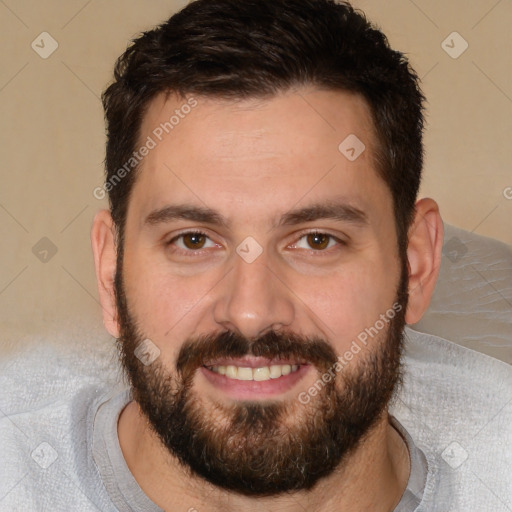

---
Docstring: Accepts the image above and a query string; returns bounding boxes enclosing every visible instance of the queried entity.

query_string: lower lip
[199,365,311,400]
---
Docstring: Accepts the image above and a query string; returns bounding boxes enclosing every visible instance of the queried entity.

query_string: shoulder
[0,333,121,412]
[391,327,512,510]
[0,339,122,510]
[400,326,512,406]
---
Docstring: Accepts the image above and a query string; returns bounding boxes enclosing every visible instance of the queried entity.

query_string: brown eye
[167,231,219,255]
[182,232,207,249]
[306,233,331,250]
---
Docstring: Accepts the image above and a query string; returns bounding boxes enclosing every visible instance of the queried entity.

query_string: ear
[405,198,444,325]
[91,209,120,338]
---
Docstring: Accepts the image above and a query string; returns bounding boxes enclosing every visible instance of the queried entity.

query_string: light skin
[91,88,443,511]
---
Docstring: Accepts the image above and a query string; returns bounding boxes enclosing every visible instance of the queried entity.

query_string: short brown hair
[102,0,425,255]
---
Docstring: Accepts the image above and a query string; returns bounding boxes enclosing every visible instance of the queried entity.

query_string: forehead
[128,88,390,230]
[140,87,376,159]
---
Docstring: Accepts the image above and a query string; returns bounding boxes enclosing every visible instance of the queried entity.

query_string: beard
[114,255,409,497]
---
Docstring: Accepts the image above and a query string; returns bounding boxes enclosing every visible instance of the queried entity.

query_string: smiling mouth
[200,356,311,398]
[205,363,302,382]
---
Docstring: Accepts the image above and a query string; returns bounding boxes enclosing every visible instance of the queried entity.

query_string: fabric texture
[412,223,512,364]
[1,326,511,511]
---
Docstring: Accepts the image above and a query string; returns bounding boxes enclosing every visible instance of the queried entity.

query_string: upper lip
[204,356,309,368]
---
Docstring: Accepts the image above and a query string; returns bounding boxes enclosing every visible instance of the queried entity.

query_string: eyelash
[167,230,216,253]
[166,229,346,255]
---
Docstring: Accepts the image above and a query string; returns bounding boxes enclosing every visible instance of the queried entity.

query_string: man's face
[115,89,408,495]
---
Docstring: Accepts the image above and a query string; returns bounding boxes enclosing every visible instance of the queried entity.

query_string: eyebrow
[277,201,368,228]
[144,204,228,228]
[143,201,368,230]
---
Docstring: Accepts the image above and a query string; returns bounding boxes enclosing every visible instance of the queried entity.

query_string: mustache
[176,329,338,381]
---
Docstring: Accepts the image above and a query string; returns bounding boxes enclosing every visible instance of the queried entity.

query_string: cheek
[122,249,220,342]
[293,256,399,346]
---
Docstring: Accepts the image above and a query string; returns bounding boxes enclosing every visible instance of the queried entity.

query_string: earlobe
[405,198,444,325]
[90,209,120,338]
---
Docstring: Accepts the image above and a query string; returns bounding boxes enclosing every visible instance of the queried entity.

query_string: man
[1,0,510,510]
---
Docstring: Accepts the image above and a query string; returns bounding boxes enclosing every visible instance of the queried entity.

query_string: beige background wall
[0,0,511,341]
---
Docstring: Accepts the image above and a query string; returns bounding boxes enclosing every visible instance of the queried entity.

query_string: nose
[212,251,295,339]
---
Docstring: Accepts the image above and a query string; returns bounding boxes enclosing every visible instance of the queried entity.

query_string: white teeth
[237,367,253,380]
[209,363,301,381]
[269,365,282,379]
[225,365,237,379]
[253,367,270,381]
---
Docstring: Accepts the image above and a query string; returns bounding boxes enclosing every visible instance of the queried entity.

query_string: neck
[118,401,410,512]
